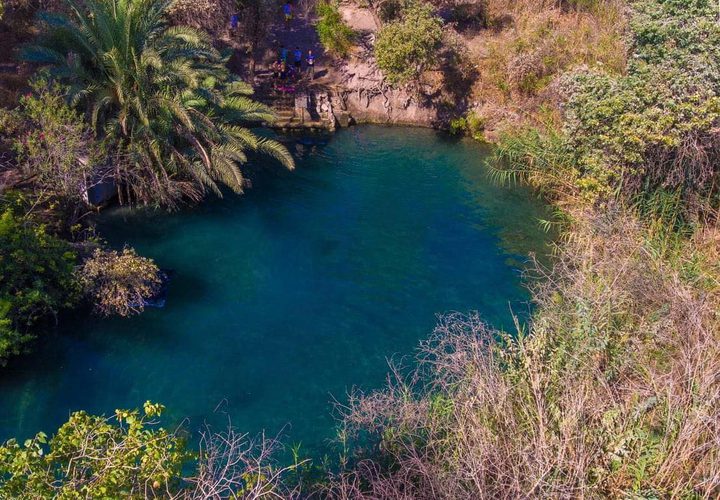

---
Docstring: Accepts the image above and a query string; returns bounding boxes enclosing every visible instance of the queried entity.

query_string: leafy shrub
[557,0,720,213]
[490,1,720,219]
[0,402,185,497]
[0,402,300,497]
[79,247,162,317]
[316,1,355,57]
[0,209,77,365]
[374,1,443,84]
[449,112,485,140]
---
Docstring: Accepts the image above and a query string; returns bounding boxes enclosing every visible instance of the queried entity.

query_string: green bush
[491,0,720,218]
[562,0,720,211]
[374,1,443,84]
[0,402,185,497]
[316,1,355,57]
[0,402,298,497]
[0,208,78,365]
[449,112,485,140]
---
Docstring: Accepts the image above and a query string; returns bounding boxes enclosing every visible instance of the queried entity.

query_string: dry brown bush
[181,423,304,499]
[167,0,235,37]
[326,209,720,498]
[79,247,162,317]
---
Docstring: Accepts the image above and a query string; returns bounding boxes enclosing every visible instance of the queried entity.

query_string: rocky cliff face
[324,5,454,128]
[328,51,442,127]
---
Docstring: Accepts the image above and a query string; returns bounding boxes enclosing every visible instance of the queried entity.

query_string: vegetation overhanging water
[0,126,552,458]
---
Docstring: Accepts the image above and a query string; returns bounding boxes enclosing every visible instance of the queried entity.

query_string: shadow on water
[0,126,554,461]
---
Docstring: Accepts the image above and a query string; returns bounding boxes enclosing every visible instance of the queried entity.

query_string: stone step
[274,110,296,119]
[273,119,329,130]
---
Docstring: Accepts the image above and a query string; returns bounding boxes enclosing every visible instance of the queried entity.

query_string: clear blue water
[0,126,550,458]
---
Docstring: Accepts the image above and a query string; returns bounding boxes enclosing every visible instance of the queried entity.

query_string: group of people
[272,45,316,82]
[230,0,318,88]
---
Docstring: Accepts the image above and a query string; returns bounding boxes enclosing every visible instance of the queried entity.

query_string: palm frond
[26,0,294,206]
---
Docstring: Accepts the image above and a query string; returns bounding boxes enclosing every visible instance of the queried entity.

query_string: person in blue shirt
[293,47,302,73]
[279,45,288,63]
[306,50,315,78]
[283,2,292,26]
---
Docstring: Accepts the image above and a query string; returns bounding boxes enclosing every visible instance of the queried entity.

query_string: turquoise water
[0,126,550,457]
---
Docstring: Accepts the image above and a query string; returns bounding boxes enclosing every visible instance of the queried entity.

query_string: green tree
[23,0,294,208]
[374,1,443,84]
[316,1,355,57]
[0,401,186,498]
[0,208,78,365]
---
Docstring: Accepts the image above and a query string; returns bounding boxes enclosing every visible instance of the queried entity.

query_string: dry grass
[326,208,720,498]
[467,0,627,135]
[166,0,235,37]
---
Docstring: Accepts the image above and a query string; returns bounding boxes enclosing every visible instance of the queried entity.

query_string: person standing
[283,2,292,27]
[279,44,288,63]
[306,49,315,79]
[293,46,303,75]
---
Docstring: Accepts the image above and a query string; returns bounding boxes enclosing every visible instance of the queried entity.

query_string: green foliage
[564,0,720,208]
[449,112,485,140]
[24,0,294,208]
[491,0,720,219]
[0,401,186,498]
[0,401,301,497]
[491,126,577,200]
[374,1,443,84]
[315,1,355,57]
[4,78,101,220]
[0,209,78,365]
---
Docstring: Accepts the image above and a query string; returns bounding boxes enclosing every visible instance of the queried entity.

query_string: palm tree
[23,0,294,207]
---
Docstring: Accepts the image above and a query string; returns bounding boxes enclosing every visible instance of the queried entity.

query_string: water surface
[0,126,550,456]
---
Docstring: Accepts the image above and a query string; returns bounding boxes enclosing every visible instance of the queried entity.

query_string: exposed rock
[326,31,443,127]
